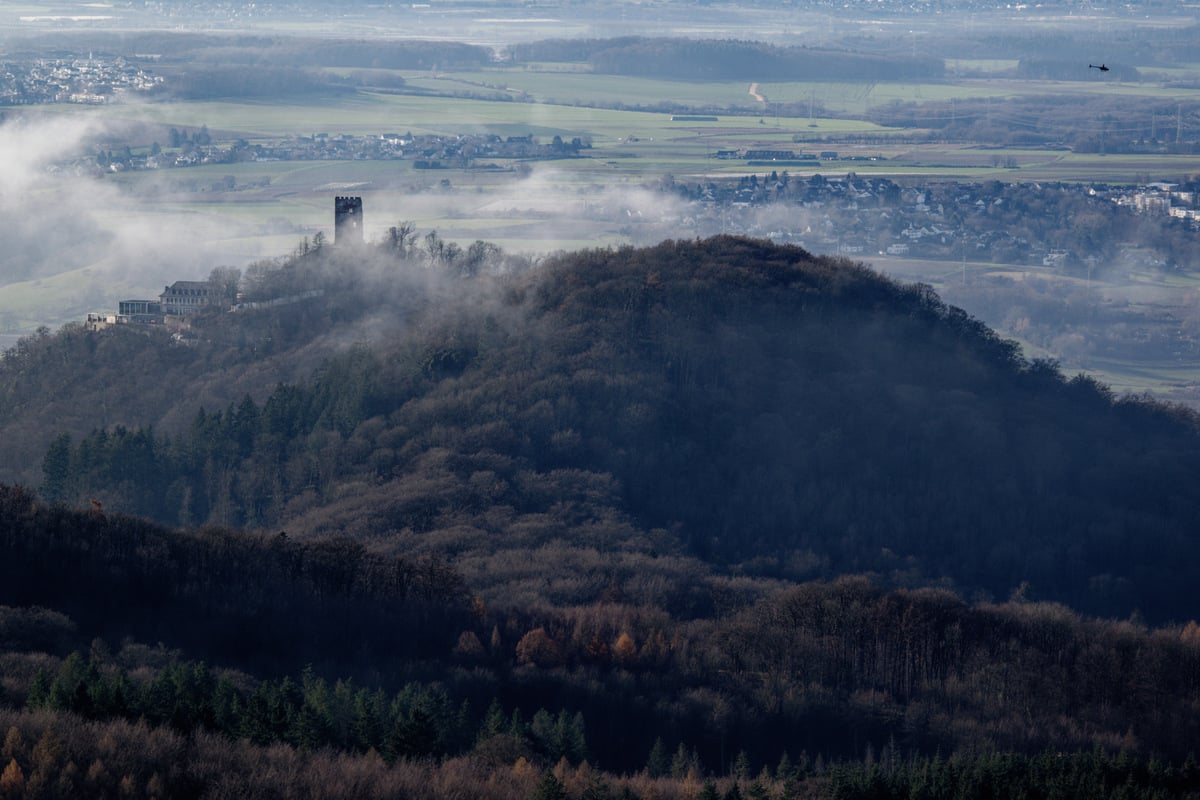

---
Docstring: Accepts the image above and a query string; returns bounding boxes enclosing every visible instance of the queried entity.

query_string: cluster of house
[714,148,846,163]
[0,55,162,105]
[1124,183,1200,221]
[80,129,591,175]
[657,171,1199,268]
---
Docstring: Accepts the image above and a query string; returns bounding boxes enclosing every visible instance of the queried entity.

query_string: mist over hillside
[5,236,1200,627]
[0,112,277,331]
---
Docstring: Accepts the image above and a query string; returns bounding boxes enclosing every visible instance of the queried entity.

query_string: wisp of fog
[0,112,275,323]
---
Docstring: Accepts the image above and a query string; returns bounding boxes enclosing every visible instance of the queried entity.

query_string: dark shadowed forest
[3,237,1200,797]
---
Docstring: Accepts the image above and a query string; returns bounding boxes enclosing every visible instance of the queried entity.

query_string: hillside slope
[4,236,1200,623]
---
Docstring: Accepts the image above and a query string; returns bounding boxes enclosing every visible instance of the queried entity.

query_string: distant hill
[3,236,1200,625]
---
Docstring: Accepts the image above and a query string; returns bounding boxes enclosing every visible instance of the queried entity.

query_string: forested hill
[5,236,1200,625]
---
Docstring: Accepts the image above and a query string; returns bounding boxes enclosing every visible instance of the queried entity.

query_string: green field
[82,91,893,144]
[386,67,1200,114]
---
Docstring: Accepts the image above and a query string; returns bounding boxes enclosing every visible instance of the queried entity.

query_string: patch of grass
[418,70,763,109]
[0,268,139,327]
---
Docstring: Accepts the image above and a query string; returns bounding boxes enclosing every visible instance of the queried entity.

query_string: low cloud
[360,165,698,252]
[0,112,274,325]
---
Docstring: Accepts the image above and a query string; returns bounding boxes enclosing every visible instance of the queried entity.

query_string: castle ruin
[334,196,363,246]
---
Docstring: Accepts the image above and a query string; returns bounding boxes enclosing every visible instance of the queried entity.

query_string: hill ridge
[3,235,1200,622]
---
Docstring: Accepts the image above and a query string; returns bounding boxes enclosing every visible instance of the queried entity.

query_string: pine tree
[671,743,695,779]
[41,432,73,504]
[530,770,567,800]
[733,750,752,781]
[565,711,588,763]
[46,652,98,716]
[777,752,803,800]
[776,752,796,782]
[388,706,439,759]
[479,698,506,742]
[509,708,528,739]
[351,689,385,753]
[581,770,614,800]
[746,775,771,800]
[25,671,50,709]
[646,737,668,778]
[531,709,558,757]
[211,675,243,737]
[291,701,329,751]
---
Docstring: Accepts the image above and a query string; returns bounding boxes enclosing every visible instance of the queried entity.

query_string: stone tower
[334,196,363,246]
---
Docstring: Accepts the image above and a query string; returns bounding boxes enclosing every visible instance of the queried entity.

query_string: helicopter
[1089,63,1110,71]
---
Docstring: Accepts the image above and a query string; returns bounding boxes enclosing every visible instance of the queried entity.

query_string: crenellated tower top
[334,196,363,246]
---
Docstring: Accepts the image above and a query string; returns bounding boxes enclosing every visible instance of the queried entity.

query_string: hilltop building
[335,196,363,246]
[85,298,164,331]
[160,280,214,314]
